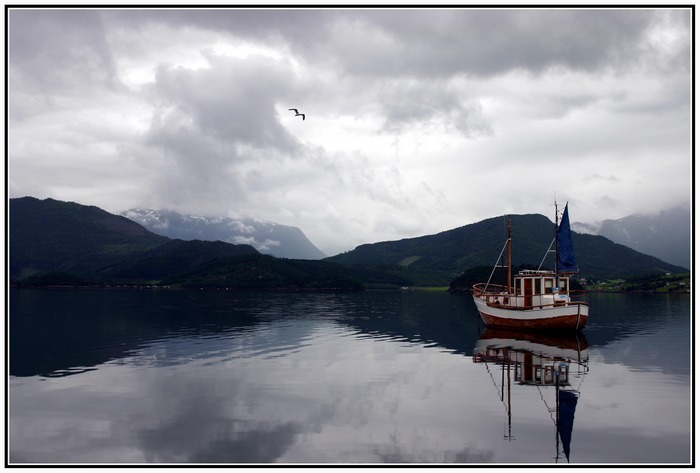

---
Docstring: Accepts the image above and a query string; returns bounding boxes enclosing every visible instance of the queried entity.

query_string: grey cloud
[147,54,300,151]
[9,9,121,94]
[596,195,622,210]
[292,9,662,77]
[107,8,333,47]
[110,8,686,144]
[103,8,675,79]
[142,120,248,212]
[140,53,304,210]
[529,90,602,120]
[584,174,620,183]
[609,76,690,116]
[379,80,492,137]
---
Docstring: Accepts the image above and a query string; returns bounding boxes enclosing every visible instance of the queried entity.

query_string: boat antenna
[507,217,512,293]
[554,200,559,281]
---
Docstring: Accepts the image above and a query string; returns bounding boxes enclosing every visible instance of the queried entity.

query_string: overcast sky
[8,7,692,256]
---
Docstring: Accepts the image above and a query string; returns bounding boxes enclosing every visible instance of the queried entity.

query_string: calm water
[8,288,692,465]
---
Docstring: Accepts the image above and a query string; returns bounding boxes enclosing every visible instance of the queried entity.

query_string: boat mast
[507,218,512,293]
[554,201,559,281]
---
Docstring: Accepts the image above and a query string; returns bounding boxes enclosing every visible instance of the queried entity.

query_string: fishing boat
[472,203,589,331]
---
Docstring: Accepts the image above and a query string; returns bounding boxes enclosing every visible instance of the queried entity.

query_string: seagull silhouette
[288,108,305,120]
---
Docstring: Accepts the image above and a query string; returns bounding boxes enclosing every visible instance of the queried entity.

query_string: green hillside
[9,197,365,290]
[326,214,687,282]
[103,239,259,281]
[9,197,258,284]
[9,197,687,289]
[161,253,364,290]
[10,197,169,278]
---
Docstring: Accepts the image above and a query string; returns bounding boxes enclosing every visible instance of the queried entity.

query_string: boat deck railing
[473,283,588,308]
[472,283,508,296]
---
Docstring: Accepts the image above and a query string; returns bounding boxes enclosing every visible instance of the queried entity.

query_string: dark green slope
[572,234,683,279]
[326,214,686,280]
[162,253,363,290]
[328,215,552,270]
[9,197,259,283]
[104,239,259,281]
[10,197,169,278]
[9,197,360,289]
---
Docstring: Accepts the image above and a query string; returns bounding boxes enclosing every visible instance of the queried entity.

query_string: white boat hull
[473,295,589,331]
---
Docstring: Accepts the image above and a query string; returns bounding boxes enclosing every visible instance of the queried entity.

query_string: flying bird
[288,108,305,120]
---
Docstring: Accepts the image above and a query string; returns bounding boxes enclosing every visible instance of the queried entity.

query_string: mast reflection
[472,329,589,463]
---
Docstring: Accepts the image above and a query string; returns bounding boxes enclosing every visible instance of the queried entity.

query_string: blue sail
[557,204,579,273]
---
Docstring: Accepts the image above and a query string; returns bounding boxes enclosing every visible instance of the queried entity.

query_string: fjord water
[9,288,691,464]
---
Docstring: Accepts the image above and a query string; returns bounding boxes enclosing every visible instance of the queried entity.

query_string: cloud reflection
[139,417,303,463]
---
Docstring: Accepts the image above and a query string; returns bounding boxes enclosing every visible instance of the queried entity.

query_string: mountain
[9,197,365,290]
[9,197,259,282]
[10,197,168,279]
[121,209,327,260]
[10,197,687,290]
[572,207,691,269]
[326,213,687,282]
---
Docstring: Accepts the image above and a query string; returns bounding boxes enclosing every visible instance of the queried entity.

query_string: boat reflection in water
[472,329,589,463]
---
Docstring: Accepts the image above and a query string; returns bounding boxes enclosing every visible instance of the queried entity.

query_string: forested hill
[9,197,363,290]
[10,197,168,278]
[9,197,687,288]
[326,214,687,280]
[9,197,258,281]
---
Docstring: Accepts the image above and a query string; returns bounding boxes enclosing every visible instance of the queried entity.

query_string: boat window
[559,278,568,292]
[544,278,554,293]
[534,279,541,295]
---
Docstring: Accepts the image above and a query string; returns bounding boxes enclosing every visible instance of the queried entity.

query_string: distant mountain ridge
[121,209,327,260]
[572,206,691,269]
[9,197,259,281]
[9,197,360,290]
[10,197,169,278]
[326,213,687,281]
[9,197,688,289]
